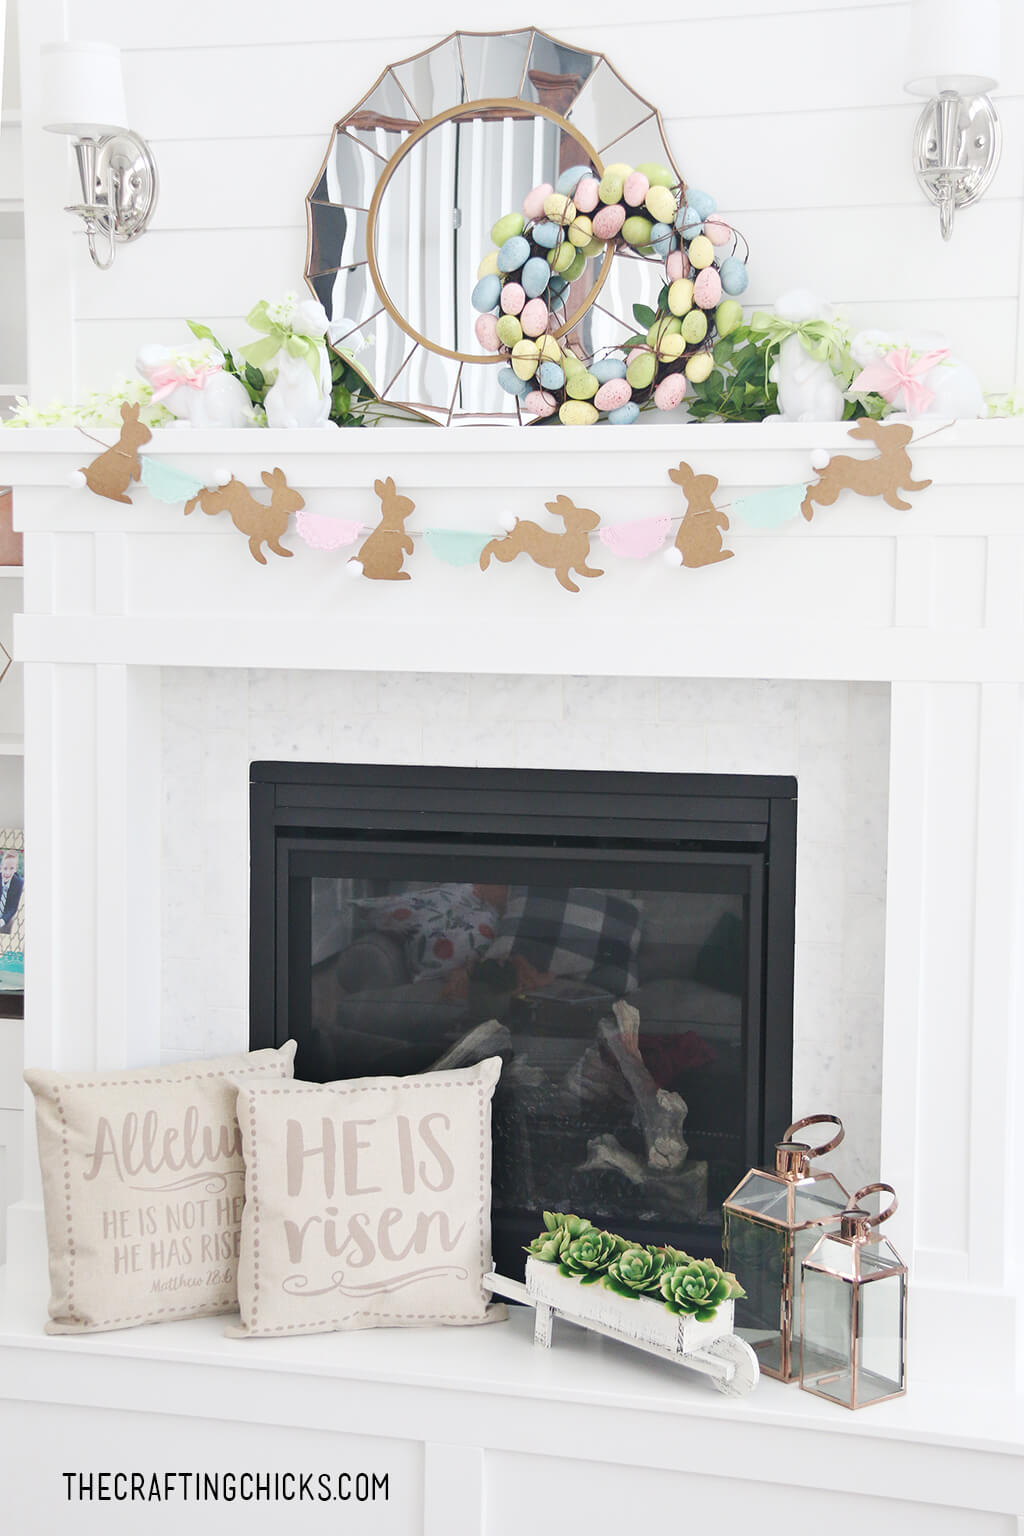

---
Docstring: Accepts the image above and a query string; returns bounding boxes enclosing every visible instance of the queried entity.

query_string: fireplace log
[579,1133,708,1220]
[597,1002,689,1172]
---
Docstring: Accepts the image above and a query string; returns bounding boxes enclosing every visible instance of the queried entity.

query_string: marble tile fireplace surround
[1,421,1023,1533]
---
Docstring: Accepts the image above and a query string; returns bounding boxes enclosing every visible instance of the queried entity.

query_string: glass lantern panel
[801,1265,854,1404]
[727,1171,793,1223]
[857,1277,905,1404]
[724,1207,785,1378]
[791,1172,849,1226]
[806,1233,858,1279]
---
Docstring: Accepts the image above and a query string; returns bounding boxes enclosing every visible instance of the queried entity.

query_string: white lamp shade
[40,41,128,135]
[905,0,1000,97]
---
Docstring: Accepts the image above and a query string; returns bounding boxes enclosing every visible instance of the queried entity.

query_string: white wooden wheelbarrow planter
[485,1258,760,1397]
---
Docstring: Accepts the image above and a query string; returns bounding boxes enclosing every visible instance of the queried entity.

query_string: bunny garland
[73,415,936,587]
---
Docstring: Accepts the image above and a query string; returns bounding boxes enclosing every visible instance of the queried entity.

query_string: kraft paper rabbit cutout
[354,478,416,579]
[479,495,604,593]
[669,462,733,568]
[80,403,153,504]
[800,420,932,521]
[183,468,304,563]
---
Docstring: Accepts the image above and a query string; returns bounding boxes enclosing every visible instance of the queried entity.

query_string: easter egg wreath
[472,161,750,425]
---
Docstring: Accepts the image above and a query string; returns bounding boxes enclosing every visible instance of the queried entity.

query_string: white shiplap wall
[15,0,1024,400]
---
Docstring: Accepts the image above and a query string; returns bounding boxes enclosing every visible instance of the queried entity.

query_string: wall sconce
[904,0,1001,241]
[40,41,158,270]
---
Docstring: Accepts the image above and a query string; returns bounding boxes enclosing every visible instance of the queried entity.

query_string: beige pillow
[25,1041,297,1334]
[229,1056,504,1338]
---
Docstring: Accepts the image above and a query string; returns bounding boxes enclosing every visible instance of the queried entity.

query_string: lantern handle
[847,1182,898,1229]
[781,1113,844,1160]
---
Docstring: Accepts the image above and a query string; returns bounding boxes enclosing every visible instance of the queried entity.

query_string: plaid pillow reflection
[487,887,642,994]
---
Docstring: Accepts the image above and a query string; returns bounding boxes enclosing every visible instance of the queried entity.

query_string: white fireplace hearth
[1,420,1022,1534]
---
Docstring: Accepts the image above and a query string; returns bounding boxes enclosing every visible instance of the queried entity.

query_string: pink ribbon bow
[148,360,223,402]
[850,347,949,416]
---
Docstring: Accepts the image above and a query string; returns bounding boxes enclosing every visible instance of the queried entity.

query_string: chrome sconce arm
[64,129,159,270]
[911,89,1000,242]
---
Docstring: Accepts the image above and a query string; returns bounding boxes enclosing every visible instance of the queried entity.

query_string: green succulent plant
[558,1229,622,1284]
[660,1257,746,1323]
[603,1244,672,1299]
[524,1210,593,1262]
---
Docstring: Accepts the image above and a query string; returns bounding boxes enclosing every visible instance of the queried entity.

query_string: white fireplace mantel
[1,421,1022,1533]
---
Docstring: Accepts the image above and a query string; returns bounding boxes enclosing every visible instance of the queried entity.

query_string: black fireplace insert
[250,763,796,1276]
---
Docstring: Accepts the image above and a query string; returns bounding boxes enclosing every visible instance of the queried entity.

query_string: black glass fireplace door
[250,765,796,1276]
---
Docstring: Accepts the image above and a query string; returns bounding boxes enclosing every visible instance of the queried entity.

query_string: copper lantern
[721,1114,849,1382]
[800,1182,907,1410]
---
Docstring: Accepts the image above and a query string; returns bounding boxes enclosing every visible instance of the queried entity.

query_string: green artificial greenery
[525,1212,746,1323]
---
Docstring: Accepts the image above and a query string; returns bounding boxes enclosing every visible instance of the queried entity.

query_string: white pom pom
[663,546,684,568]
[67,469,88,489]
[810,448,831,471]
[346,559,364,579]
[498,511,518,533]
[213,464,233,485]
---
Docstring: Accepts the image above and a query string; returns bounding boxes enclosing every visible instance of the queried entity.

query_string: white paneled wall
[16,0,1024,398]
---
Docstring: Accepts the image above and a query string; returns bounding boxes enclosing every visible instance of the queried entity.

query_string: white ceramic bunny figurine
[769,289,845,422]
[849,329,985,419]
[136,345,254,428]
[263,299,336,429]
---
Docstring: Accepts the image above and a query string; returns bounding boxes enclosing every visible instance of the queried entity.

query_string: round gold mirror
[306,29,680,423]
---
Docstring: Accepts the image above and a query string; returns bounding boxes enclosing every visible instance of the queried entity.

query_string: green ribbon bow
[748,311,852,391]
[240,301,322,379]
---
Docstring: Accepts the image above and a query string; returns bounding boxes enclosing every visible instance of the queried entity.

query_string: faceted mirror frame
[305,29,680,424]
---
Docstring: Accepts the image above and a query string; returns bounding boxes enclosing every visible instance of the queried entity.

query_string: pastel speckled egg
[559,399,599,425]
[649,222,674,256]
[522,183,553,220]
[681,309,709,344]
[626,351,657,390]
[520,298,549,337]
[685,351,714,383]
[538,335,562,363]
[668,278,695,316]
[568,215,593,248]
[564,248,588,282]
[637,162,675,189]
[622,215,653,248]
[538,360,565,391]
[521,256,552,298]
[715,298,743,336]
[532,220,561,250]
[654,374,687,410]
[623,171,651,208]
[474,313,500,351]
[687,188,717,219]
[510,339,540,380]
[592,204,626,241]
[471,274,501,312]
[496,315,523,348]
[687,235,714,270]
[556,164,591,197]
[598,170,625,205]
[548,242,576,274]
[543,192,577,226]
[693,267,723,309]
[675,205,703,237]
[704,215,732,246]
[500,282,526,315]
[655,332,685,362]
[490,212,525,246]
[561,352,585,378]
[665,249,689,283]
[608,401,640,425]
[477,250,500,279]
[581,236,605,259]
[594,378,632,412]
[719,257,749,295]
[647,317,681,347]
[523,389,557,418]
[566,369,599,400]
[498,365,530,397]
[548,273,568,298]
[592,357,627,384]
[573,176,600,213]
[497,235,531,273]
[645,184,677,225]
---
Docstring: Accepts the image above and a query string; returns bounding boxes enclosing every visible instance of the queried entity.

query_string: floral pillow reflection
[353,884,500,983]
